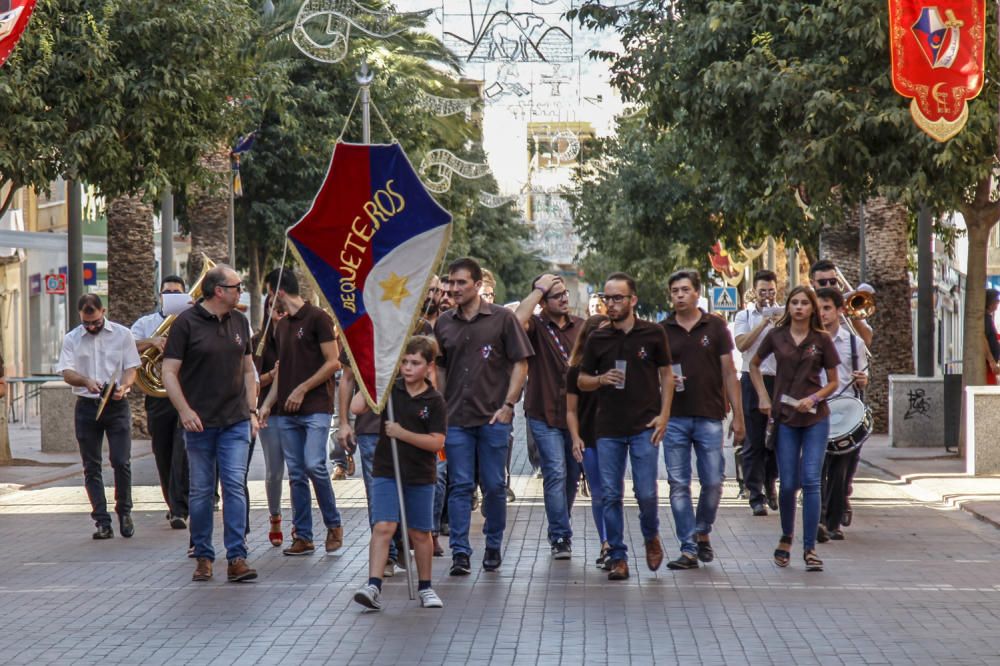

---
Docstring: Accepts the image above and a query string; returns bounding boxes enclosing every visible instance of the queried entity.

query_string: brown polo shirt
[755,327,840,428]
[372,380,447,484]
[524,313,582,429]
[434,299,534,427]
[579,318,672,439]
[566,365,598,448]
[272,301,337,416]
[163,303,252,428]
[662,310,734,421]
[339,348,380,434]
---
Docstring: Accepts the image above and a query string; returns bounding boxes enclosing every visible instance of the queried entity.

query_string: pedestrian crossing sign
[711,286,738,312]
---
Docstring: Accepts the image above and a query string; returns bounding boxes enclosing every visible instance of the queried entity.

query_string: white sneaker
[383,560,396,578]
[353,584,383,611]
[419,588,443,608]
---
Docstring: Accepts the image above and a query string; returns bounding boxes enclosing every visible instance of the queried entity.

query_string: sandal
[773,535,792,568]
[268,514,283,547]
[804,549,824,572]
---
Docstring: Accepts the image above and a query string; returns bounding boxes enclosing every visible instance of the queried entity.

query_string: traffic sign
[711,286,738,312]
[83,262,98,286]
[44,273,66,295]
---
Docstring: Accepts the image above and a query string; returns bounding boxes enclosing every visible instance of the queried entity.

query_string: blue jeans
[581,447,606,543]
[446,423,512,556]
[664,417,725,556]
[273,413,341,542]
[185,421,251,562]
[433,458,448,533]
[776,420,829,551]
[527,418,581,544]
[356,433,398,561]
[597,429,660,563]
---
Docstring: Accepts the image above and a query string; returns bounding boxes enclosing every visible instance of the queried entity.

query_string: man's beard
[421,298,439,317]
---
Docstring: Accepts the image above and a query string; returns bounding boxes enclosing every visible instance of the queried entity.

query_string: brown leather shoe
[608,559,630,580]
[283,538,315,556]
[192,557,213,582]
[645,536,664,571]
[227,557,258,582]
[325,526,343,553]
[331,466,347,480]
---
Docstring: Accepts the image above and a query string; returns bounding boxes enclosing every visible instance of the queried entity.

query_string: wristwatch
[504,401,515,409]
[250,408,259,416]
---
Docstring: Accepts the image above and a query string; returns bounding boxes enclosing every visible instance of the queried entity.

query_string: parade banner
[889,0,986,142]
[288,142,451,411]
[0,0,37,67]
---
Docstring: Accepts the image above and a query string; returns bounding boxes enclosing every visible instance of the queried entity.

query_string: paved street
[2,420,1000,665]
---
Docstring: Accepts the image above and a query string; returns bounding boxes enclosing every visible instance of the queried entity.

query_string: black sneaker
[667,553,699,570]
[93,525,114,540]
[119,514,135,538]
[551,538,572,560]
[751,503,768,517]
[482,547,502,571]
[450,553,471,576]
[169,515,187,530]
[696,538,714,563]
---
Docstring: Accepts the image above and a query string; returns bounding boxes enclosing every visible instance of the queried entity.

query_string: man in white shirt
[733,270,780,516]
[816,287,869,541]
[57,294,141,540]
[132,275,189,530]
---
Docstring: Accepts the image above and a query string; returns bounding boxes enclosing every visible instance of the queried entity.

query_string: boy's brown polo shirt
[579,318,671,439]
[524,313,582,430]
[433,299,534,427]
[272,301,337,416]
[662,311,734,421]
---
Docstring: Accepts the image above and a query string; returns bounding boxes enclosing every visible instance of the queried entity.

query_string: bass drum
[826,395,872,456]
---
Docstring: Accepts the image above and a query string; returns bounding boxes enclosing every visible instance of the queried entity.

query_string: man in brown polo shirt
[578,272,673,581]
[434,257,533,576]
[661,269,745,570]
[515,273,583,559]
[259,270,343,557]
[162,264,259,583]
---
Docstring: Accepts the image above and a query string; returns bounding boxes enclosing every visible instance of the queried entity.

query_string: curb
[9,450,155,493]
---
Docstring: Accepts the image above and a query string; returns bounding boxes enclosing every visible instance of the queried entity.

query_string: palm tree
[187,146,232,285]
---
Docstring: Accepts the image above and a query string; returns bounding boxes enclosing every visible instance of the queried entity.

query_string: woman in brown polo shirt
[749,286,839,572]
[566,314,610,568]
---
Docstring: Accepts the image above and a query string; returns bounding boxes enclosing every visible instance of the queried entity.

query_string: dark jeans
[822,447,860,530]
[74,397,132,527]
[740,374,778,507]
[146,396,188,518]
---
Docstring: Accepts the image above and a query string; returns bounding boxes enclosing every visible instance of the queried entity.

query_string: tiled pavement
[3,419,1000,665]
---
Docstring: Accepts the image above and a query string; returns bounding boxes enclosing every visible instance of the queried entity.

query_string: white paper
[780,394,817,414]
[162,292,195,316]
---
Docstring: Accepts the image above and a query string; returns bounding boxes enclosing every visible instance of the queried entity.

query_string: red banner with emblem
[0,0,37,68]
[888,0,985,142]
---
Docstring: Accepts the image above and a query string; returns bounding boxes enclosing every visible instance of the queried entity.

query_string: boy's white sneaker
[353,584,383,611]
[419,588,444,608]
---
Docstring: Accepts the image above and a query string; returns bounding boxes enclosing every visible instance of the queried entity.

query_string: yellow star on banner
[379,272,411,308]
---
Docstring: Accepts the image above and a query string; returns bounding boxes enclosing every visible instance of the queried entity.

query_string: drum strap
[849,333,864,400]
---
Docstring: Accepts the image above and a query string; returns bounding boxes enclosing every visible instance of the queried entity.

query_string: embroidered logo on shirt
[806,344,819,356]
[296,327,305,339]
[637,346,649,360]
[418,406,430,421]
[234,333,243,346]
[481,344,494,359]
[701,335,711,347]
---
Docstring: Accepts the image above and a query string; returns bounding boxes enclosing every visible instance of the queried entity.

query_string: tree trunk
[249,236,261,328]
[188,146,231,283]
[819,204,862,288]
[107,193,156,439]
[862,197,914,432]
[959,178,1000,391]
[0,398,10,462]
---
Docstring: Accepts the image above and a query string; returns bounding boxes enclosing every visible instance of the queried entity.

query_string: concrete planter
[888,374,944,447]
[965,386,1000,475]
[41,381,78,453]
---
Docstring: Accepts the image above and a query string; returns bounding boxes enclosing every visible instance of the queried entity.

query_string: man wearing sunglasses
[162,265,260,583]
[809,259,873,348]
[132,275,190,531]
[57,294,141,540]
[515,273,583,560]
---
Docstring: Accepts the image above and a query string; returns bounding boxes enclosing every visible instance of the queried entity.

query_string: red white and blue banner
[889,0,986,142]
[289,142,451,411]
[0,0,37,67]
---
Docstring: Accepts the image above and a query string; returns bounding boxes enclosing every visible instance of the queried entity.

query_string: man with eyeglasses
[578,273,673,581]
[809,259,873,348]
[515,273,583,559]
[132,275,190,530]
[162,265,260,582]
[58,293,141,540]
[259,270,344,557]
[734,269,781,516]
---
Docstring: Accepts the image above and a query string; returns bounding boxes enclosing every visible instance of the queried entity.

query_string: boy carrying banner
[351,336,447,610]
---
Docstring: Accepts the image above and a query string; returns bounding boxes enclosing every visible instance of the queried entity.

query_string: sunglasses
[219,283,244,293]
[82,318,105,330]
[815,278,839,287]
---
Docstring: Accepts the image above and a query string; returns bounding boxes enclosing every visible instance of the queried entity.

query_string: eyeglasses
[219,283,244,293]
[82,318,105,330]
[599,293,630,304]
[546,291,570,301]
[815,278,839,287]
[161,289,184,295]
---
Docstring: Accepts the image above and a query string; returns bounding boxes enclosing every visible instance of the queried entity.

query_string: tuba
[134,257,216,398]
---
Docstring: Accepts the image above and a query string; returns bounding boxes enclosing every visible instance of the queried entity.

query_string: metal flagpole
[357,59,416,600]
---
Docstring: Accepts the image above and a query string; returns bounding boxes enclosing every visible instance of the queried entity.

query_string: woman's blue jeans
[776,419,829,551]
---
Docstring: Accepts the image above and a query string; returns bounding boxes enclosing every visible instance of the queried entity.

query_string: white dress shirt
[733,307,776,375]
[821,325,868,396]
[130,311,167,341]
[57,321,141,398]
